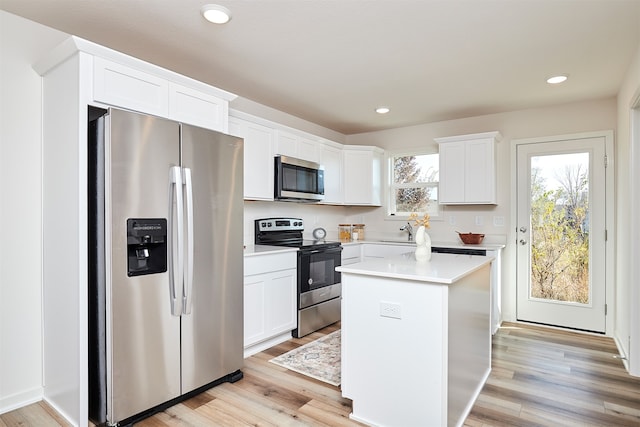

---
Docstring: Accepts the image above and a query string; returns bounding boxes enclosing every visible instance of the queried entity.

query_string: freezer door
[180,124,244,392]
[106,109,182,423]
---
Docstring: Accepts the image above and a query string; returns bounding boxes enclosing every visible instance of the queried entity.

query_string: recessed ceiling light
[376,107,390,114]
[201,4,232,24]
[547,75,568,84]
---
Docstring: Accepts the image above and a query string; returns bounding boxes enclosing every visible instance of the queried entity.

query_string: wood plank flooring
[2,321,639,426]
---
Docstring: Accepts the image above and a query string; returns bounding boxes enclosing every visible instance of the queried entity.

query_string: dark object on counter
[457,232,485,244]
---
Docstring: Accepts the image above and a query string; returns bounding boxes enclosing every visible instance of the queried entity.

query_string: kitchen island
[336,252,493,427]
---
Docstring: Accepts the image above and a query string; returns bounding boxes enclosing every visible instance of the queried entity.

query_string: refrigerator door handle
[183,167,194,315]
[168,165,184,316]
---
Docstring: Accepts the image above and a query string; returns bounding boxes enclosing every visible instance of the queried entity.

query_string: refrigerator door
[180,124,244,392]
[107,109,182,422]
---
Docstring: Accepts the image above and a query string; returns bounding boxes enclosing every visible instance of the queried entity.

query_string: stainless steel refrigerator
[88,107,244,425]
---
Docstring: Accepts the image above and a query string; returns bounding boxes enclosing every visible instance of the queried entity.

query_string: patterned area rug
[269,330,341,386]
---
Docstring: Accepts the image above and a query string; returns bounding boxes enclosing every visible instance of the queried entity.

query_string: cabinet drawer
[244,251,297,276]
[93,57,169,116]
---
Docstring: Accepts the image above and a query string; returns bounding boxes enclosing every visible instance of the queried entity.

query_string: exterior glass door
[516,136,607,332]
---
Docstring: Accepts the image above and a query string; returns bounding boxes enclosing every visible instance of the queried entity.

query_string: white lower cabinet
[244,251,297,357]
[341,244,362,265]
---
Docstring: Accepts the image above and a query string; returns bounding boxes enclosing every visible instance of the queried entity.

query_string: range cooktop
[254,218,340,250]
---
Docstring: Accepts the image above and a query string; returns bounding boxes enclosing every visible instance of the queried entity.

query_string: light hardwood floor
[2,322,639,426]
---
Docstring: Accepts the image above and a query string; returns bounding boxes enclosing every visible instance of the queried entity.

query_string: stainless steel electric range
[254,218,342,338]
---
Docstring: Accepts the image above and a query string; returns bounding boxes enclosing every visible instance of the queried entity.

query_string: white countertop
[341,240,505,251]
[336,252,494,284]
[243,244,298,257]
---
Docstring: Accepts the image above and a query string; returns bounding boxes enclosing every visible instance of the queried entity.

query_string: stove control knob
[308,278,313,285]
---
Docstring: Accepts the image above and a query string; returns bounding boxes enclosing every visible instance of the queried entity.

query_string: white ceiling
[2,0,639,135]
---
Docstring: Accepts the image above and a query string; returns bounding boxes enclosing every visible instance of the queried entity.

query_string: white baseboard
[244,332,292,358]
[613,334,631,373]
[0,386,43,415]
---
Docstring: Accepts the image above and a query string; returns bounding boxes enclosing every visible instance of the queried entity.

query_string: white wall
[345,98,617,324]
[0,11,68,413]
[615,43,640,376]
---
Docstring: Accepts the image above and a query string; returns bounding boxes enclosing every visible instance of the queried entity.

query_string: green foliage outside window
[530,164,590,303]
[389,153,439,218]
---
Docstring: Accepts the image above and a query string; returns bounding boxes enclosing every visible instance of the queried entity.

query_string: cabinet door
[438,141,466,204]
[319,143,343,204]
[297,136,319,162]
[93,56,169,117]
[464,139,495,203]
[244,276,267,346]
[437,132,499,205]
[343,148,382,206]
[275,131,319,162]
[168,83,227,132]
[265,270,297,335]
[275,130,298,157]
[229,117,275,201]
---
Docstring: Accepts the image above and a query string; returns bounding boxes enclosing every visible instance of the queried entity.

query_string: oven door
[297,246,342,308]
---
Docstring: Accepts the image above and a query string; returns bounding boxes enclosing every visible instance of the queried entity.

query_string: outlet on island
[380,301,402,319]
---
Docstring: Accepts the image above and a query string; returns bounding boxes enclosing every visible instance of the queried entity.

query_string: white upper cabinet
[275,130,319,162]
[93,56,169,117]
[436,131,501,205]
[343,146,383,206]
[228,114,275,201]
[318,141,344,205]
[93,56,230,132]
[168,82,228,132]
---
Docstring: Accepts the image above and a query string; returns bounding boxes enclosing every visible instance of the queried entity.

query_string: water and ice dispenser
[127,219,167,276]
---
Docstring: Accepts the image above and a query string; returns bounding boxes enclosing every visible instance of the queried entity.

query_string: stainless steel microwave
[274,155,324,202]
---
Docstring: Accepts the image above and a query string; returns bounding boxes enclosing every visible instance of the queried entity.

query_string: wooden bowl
[457,232,485,245]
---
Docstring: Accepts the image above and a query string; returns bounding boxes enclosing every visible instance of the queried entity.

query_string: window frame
[385,148,442,221]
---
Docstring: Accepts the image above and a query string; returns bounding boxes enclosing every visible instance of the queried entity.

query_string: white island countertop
[341,239,505,251]
[336,251,494,284]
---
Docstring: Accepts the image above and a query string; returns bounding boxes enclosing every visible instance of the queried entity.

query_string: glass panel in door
[530,152,590,304]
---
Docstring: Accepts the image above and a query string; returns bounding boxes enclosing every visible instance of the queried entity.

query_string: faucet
[400,222,413,241]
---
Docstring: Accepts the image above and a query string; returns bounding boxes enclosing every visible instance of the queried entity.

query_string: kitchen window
[387,151,440,219]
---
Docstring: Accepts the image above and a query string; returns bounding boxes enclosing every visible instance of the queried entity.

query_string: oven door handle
[302,247,342,256]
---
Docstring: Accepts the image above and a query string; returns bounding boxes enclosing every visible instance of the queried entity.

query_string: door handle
[168,166,184,316]
[519,226,527,233]
[519,239,527,245]
[182,167,194,315]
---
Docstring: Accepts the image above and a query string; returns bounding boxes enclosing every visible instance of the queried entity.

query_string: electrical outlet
[449,215,456,226]
[475,216,484,226]
[380,302,402,319]
[493,216,505,227]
